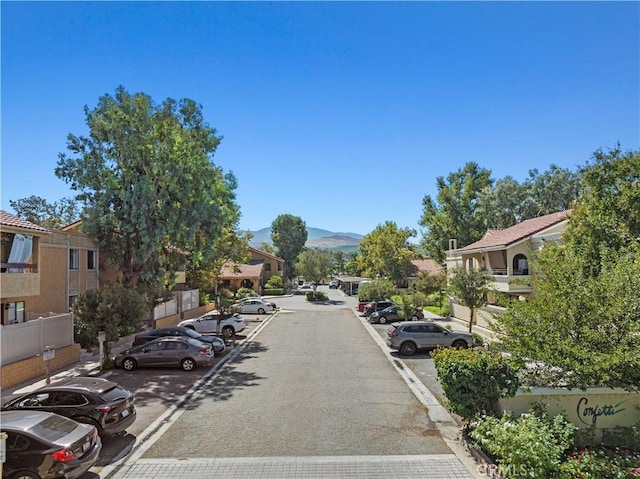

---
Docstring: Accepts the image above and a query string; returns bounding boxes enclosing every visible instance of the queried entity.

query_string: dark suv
[363,300,395,317]
[2,377,136,437]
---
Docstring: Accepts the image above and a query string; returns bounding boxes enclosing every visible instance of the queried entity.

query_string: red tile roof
[219,262,264,279]
[459,210,570,252]
[0,210,50,233]
[410,259,443,276]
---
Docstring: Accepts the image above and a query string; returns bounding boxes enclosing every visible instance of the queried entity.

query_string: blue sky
[2,1,638,236]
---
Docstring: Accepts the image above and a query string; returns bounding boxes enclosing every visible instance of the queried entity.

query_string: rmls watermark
[478,464,535,477]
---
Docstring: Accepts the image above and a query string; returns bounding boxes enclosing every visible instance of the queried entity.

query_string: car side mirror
[143,347,150,353]
[442,330,449,335]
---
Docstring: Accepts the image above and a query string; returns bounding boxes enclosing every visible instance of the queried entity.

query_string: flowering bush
[469,406,576,478]
[556,448,640,478]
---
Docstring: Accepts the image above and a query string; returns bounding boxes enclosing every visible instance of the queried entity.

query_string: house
[405,258,444,291]
[247,246,284,286]
[445,210,570,332]
[218,247,285,294]
[1,210,100,388]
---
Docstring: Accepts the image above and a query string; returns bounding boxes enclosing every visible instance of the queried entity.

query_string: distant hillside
[248,227,363,252]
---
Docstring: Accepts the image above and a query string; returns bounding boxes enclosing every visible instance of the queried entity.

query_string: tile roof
[410,259,443,276]
[0,210,50,233]
[219,262,264,279]
[459,210,570,252]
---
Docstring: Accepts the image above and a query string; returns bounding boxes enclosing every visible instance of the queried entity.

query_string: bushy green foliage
[199,293,211,306]
[262,288,284,296]
[358,279,396,302]
[305,291,328,302]
[236,288,257,299]
[73,284,148,355]
[431,348,520,419]
[556,448,640,479]
[470,407,577,479]
[265,275,283,288]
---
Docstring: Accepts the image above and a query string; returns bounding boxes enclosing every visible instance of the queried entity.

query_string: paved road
[103,289,479,478]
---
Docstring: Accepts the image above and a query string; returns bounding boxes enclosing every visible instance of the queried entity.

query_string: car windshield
[31,414,79,441]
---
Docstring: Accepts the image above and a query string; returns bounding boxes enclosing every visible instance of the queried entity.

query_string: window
[512,254,529,275]
[69,249,79,269]
[87,250,96,270]
[3,301,25,325]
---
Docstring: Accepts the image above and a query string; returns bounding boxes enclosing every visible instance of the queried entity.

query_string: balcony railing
[1,262,38,273]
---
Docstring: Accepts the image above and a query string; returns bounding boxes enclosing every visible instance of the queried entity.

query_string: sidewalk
[1,336,135,400]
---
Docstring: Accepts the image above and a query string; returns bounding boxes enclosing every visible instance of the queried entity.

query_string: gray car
[115,336,215,371]
[369,305,425,324]
[386,321,475,356]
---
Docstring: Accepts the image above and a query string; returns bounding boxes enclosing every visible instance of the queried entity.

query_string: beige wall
[1,344,80,389]
[249,249,283,285]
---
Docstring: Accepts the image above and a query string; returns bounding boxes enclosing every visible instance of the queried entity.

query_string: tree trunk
[468,307,474,333]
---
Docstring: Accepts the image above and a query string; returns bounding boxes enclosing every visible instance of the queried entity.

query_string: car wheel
[122,358,137,371]
[10,472,40,479]
[222,326,235,339]
[452,339,469,349]
[181,358,196,371]
[378,316,387,324]
[400,341,418,356]
[258,308,266,314]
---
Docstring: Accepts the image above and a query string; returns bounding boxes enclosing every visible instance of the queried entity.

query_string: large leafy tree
[271,214,308,283]
[357,279,397,303]
[10,195,81,228]
[476,165,581,229]
[55,86,240,291]
[494,146,640,390]
[564,145,640,275]
[448,266,492,333]
[356,221,419,286]
[295,249,333,287]
[495,245,640,390]
[420,162,493,263]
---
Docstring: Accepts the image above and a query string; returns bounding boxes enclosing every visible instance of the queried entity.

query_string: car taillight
[200,347,211,355]
[389,328,398,337]
[97,405,111,413]
[52,447,76,462]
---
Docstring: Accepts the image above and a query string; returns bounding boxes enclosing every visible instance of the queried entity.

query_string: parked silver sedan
[386,321,475,356]
[115,337,215,371]
[237,298,277,314]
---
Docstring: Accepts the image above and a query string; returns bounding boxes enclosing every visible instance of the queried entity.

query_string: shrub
[236,287,257,299]
[265,275,283,288]
[556,447,640,478]
[431,348,520,419]
[470,407,577,479]
[199,293,210,306]
[305,291,328,302]
[262,288,284,296]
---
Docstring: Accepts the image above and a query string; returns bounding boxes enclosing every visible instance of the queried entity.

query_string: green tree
[420,162,493,263]
[331,250,346,275]
[476,165,580,230]
[356,221,418,285]
[357,279,397,302]
[187,226,250,295]
[413,270,447,314]
[271,214,308,284]
[495,245,640,390]
[448,266,492,333]
[10,195,81,228]
[55,86,240,292]
[564,145,640,275]
[73,284,148,367]
[295,249,333,287]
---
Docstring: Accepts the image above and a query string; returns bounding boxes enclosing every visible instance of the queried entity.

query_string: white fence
[153,289,199,320]
[1,314,74,364]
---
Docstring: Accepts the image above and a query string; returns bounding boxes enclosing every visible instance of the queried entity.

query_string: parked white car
[178,312,246,338]
[237,299,277,314]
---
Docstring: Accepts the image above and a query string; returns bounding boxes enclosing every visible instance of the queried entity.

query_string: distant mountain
[247,227,363,252]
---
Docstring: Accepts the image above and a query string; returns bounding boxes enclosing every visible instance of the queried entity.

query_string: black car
[132,326,226,353]
[1,410,102,479]
[2,377,136,437]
